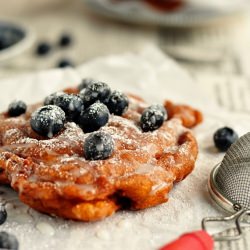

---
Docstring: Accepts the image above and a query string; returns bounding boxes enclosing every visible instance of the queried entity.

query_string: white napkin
[0,46,249,250]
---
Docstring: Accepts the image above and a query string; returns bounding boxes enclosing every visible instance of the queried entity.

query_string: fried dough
[0,90,202,221]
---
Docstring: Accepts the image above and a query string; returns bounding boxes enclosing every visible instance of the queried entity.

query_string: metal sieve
[160,133,250,249]
[203,132,250,241]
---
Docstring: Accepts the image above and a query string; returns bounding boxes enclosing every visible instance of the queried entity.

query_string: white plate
[84,0,249,27]
[0,21,34,63]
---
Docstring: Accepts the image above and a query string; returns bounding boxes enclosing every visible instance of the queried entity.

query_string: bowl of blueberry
[0,20,34,63]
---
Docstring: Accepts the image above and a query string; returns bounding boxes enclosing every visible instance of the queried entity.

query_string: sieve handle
[159,230,214,250]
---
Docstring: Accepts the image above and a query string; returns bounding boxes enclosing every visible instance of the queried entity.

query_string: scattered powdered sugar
[44,92,64,105]
[80,82,111,105]
[30,105,66,138]
[96,142,104,152]
[87,102,109,116]
[178,143,190,156]
[95,229,110,240]
[149,104,167,120]
[150,182,170,195]
[31,105,65,123]
[84,131,114,160]
[79,78,96,90]
[36,222,55,236]
[14,213,33,224]
[135,163,163,175]
[116,219,131,228]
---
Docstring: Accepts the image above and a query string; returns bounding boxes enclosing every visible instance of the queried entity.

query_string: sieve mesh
[215,132,250,210]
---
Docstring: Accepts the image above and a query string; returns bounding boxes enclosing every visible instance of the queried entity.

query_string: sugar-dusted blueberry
[84,131,114,160]
[105,91,129,116]
[0,205,7,225]
[78,78,96,91]
[80,82,111,107]
[30,105,66,138]
[0,231,19,250]
[148,104,167,120]
[214,127,238,152]
[78,102,109,133]
[54,94,84,121]
[140,105,166,132]
[44,92,64,105]
[8,100,27,117]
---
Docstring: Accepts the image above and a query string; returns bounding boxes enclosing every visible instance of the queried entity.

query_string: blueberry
[80,82,111,107]
[57,59,74,68]
[140,105,166,132]
[0,205,7,225]
[44,92,64,105]
[0,231,19,250]
[149,104,167,120]
[54,94,84,121]
[214,127,238,152]
[58,33,72,47]
[84,131,114,160]
[105,91,129,116]
[78,103,109,133]
[30,105,66,138]
[8,100,27,117]
[78,78,96,91]
[36,42,51,56]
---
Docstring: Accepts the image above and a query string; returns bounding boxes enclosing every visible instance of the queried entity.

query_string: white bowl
[0,20,34,63]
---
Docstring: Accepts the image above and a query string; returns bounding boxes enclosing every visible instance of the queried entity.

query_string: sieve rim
[208,163,237,213]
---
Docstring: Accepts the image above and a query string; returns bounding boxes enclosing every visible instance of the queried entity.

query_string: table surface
[0,1,250,250]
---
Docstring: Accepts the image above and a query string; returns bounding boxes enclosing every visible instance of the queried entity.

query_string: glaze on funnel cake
[0,83,202,221]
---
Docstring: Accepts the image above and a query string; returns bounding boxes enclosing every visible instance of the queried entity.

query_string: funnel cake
[0,88,202,221]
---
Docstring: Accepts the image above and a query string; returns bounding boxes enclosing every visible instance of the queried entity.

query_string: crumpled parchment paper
[0,46,249,250]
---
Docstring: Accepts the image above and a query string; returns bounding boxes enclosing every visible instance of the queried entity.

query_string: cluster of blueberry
[7,79,128,161]
[0,203,19,249]
[35,33,74,68]
[7,79,169,161]
[7,80,239,159]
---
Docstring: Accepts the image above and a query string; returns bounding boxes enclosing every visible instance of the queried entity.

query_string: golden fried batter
[0,90,202,221]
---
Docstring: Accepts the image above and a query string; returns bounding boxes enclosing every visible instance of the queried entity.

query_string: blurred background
[1,0,250,79]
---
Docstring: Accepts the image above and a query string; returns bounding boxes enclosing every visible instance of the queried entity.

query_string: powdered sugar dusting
[30,105,66,138]
[88,102,109,116]
[31,105,65,124]
[44,91,64,105]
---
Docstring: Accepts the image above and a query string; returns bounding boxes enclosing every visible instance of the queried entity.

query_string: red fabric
[160,230,214,250]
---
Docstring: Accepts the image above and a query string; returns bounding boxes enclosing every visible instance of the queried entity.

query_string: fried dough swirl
[0,90,202,221]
